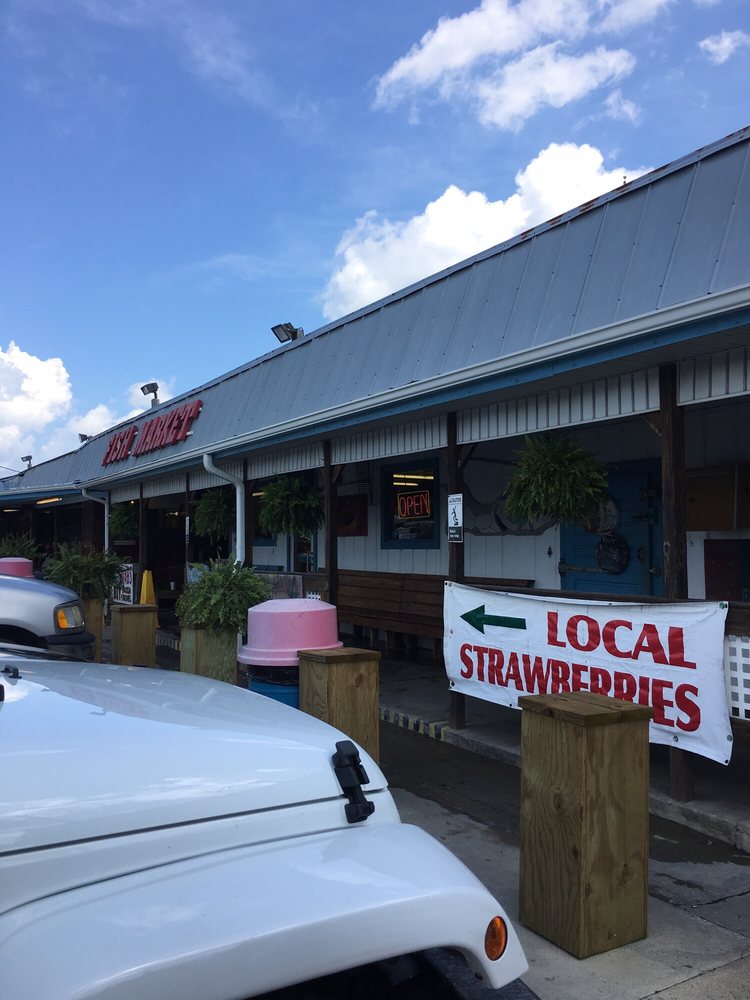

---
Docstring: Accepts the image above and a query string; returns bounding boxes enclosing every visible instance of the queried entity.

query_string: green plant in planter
[46,544,125,598]
[258,476,324,541]
[194,488,234,542]
[176,559,271,632]
[109,503,138,539]
[504,434,608,527]
[0,530,39,560]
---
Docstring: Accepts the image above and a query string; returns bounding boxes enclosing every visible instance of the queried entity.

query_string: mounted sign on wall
[448,493,463,543]
[102,400,203,466]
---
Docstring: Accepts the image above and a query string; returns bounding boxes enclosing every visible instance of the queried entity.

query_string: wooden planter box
[180,626,238,685]
[110,604,157,667]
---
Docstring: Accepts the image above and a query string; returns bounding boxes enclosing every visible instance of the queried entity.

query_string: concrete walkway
[378,656,750,853]
[384,724,750,1000]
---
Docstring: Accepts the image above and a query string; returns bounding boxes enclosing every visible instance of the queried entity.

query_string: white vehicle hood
[0,660,385,854]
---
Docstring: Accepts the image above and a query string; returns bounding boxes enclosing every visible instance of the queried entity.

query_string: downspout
[82,489,110,551]
[202,454,245,565]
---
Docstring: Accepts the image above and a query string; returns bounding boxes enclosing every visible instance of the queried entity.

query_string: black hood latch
[332,740,375,824]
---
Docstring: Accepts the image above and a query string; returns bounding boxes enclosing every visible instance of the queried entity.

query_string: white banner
[444,582,732,764]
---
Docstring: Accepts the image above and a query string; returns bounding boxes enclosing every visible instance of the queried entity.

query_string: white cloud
[699,30,750,65]
[596,0,674,34]
[46,0,272,108]
[475,43,635,130]
[0,340,178,471]
[374,0,678,129]
[0,342,72,471]
[374,0,591,108]
[604,87,641,122]
[322,141,647,321]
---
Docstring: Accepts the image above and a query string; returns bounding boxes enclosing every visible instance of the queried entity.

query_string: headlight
[55,602,84,631]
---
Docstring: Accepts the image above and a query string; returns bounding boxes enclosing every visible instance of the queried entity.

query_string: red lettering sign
[396,490,431,520]
[102,400,203,465]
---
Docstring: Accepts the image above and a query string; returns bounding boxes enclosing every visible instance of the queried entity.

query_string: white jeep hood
[0,660,385,853]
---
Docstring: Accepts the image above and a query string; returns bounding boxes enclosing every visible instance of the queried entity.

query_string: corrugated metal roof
[4,126,750,499]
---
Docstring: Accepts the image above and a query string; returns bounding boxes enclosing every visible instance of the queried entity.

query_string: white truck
[0,649,528,998]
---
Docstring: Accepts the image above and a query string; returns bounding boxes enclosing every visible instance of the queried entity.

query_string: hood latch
[332,740,375,824]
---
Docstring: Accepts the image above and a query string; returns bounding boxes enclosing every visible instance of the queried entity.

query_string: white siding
[142,475,186,499]
[247,445,323,480]
[188,462,243,491]
[110,484,140,502]
[332,417,446,463]
[459,369,659,443]
[680,348,750,404]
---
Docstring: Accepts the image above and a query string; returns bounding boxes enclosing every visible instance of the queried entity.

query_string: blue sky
[2,0,749,472]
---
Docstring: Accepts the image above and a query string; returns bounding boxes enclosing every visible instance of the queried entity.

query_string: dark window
[381,459,440,549]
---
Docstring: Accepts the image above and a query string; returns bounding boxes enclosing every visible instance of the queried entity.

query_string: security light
[271,323,303,343]
[78,433,92,443]
[140,382,160,407]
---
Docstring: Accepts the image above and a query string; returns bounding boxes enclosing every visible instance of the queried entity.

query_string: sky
[2,0,749,474]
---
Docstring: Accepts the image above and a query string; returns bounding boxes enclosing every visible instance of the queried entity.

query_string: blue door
[559,462,663,597]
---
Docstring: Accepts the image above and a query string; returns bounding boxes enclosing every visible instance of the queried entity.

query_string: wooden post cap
[297,646,381,664]
[518,691,653,726]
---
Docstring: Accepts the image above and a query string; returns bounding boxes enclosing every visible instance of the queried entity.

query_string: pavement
[381,723,750,1000]
[377,655,750,854]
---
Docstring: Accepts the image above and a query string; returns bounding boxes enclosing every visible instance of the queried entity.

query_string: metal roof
[4,126,750,500]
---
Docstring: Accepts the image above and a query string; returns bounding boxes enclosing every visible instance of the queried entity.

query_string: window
[381,459,440,549]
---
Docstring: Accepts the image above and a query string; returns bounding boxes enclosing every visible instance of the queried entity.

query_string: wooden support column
[324,441,339,608]
[184,475,191,570]
[138,485,148,597]
[659,364,694,802]
[447,412,466,729]
[244,464,254,570]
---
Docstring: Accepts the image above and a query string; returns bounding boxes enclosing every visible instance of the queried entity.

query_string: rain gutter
[81,488,110,551]
[202,454,245,565]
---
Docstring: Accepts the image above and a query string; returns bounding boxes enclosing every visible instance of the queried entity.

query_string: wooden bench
[334,570,534,660]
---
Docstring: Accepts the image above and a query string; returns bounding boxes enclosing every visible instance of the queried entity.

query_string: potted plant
[0,529,39,560]
[176,559,271,685]
[504,434,608,527]
[46,544,125,661]
[258,476,324,542]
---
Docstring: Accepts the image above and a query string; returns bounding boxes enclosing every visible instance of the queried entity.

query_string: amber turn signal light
[484,916,508,960]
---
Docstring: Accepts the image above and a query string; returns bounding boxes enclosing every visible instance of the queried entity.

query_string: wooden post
[245,470,255,570]
[324,441,339,609]
[659,364,694,802]
[447,412,466,729]
[299,646,380,762]
[110,604,158,667]
[519,692,651,958]
[82,597,104,663]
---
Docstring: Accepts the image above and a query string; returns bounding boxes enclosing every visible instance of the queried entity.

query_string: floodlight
[271,323,303,343]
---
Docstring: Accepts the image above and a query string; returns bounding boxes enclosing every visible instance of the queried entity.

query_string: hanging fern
[109,503,138,539]
[194,488,234,541]
[258,476,324,541]
[504,434,608,527]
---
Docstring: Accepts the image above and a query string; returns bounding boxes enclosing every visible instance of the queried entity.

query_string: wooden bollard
[519,691,652,958]
[298,647,380,762]
[110,604,158,667]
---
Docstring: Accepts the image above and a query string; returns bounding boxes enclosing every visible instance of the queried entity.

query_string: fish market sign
[444,582,732,764]
[102,400,202,466]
